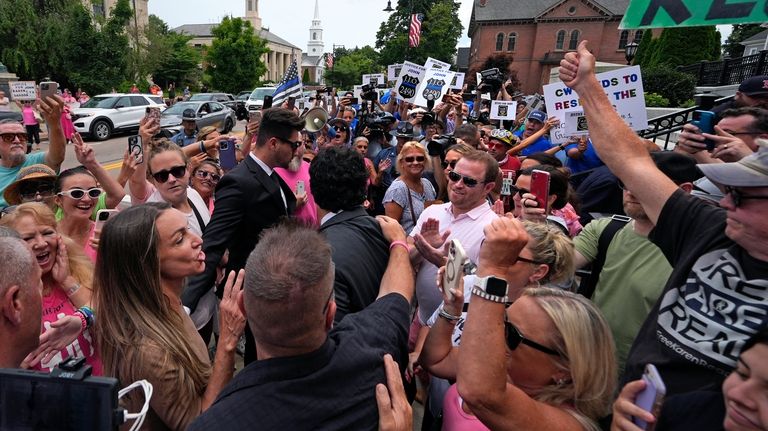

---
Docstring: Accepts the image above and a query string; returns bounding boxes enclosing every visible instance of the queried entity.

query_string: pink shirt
[410,201,498,324]
[274,161,318,227]
[442,384,489,431]
[36,287,103,376]
[22,106,38,126]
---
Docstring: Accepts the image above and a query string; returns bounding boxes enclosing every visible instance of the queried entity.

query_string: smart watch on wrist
[471,276,508,303]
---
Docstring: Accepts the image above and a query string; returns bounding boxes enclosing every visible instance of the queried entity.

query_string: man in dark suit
[311,147,390,323]
[183,107,304,363]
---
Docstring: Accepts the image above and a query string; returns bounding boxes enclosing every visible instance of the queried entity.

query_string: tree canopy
[324,46,381,89]
[723,24,765,58]
[639,27,721,69]
[205,17,269,94]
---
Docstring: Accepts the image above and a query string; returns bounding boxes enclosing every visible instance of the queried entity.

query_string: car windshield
[188,94,212,101]
[80,96,118,109]
[163,102,199,115]
[249,88,274,101]
[237,93,250,101]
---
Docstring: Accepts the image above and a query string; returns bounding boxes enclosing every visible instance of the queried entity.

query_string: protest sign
[490,101,517,121]
[9,81,37,101]
[563,110,590,136]
[353,85,363,101]
[424,57,450,70]
[543,65,647,144]
[362,73,386,88]
[449,72,465,90]
[621,0,768,29]
[387,64,402,82]
[394,61,426,104]
[413,68,455,108]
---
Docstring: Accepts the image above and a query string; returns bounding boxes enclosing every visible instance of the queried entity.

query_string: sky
[147,1,731,53]
[148,0,476,51]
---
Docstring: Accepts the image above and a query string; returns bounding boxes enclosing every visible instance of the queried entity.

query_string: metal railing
[678,51,768,86]
[637,95,735,150]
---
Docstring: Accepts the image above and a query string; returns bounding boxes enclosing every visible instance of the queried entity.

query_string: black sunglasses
[403,156,425,163]
[505,320,561,357]
[448,170,483,188]
[152,165,187,183]
[724,186,768,208]
[278,137,303,150]
[195,170,221,182]
[441,159,458,170]
[19,183,55,200]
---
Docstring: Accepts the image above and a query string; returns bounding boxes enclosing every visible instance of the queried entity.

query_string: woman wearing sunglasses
[190,160,222,215]
[420,220,576,428]
[453,217,616,431]
[383,142,436,234]
[514,164,582,237]
[328,118,351,147]
[0,202,102,375]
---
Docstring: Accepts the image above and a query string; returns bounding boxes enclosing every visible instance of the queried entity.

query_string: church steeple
[245,0,262,30]
[307,0,324,56]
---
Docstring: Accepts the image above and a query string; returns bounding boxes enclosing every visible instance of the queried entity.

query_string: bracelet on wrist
[199,141,206,154]
[74,311,87,332]
[438,304,461,322]
[389,240,409,253]
[77,306,95,328]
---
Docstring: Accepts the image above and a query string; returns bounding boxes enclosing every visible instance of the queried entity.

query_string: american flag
[409,13,424,48]
[272,59,303,107]
[326,52,334,69]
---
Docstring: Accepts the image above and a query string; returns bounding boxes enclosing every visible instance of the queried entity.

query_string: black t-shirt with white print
[623,189,768,395]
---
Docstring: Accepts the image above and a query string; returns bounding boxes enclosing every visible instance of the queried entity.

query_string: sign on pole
[543,66,647,144]
[8,81,37,101]
[413,68,455,108]
[362,74,386,88]
[620,0,768,29]
[394,61,427,104]
[490,101,517,121]
[387,64,403,82]
[424,57,451,70]
[449,72,465,90]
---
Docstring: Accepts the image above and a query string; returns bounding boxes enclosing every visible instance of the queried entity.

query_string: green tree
[723,24,765,58]
[302,68,311,84]
[324,46,381,89]
[142,15,201,88]
[633,29,655,67]
[376,0,462,66]
[205,17,269,94]
[647,26,720,68]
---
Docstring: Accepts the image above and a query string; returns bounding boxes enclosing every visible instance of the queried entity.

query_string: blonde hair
[395,141,430,174]
[523,288,617,430]
[147,138,188,177]
[523,221,575,285]
[0,202,93,291]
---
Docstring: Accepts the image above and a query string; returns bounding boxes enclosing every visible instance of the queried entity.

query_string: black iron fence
[678,51,768,86]
[638,95,735,150]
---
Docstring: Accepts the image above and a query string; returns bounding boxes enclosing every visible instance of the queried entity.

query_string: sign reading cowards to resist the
[621,0,768,29]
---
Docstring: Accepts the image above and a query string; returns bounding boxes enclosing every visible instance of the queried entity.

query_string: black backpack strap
[188,198,207,234]
[577,215,631,299]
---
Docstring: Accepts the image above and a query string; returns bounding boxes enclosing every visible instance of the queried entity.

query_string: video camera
[427,134,458,158]
[360,84,379,102]
[477,68,504,95]
[0,357,122,430]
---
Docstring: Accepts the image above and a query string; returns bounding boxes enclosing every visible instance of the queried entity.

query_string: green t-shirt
[574,217,672,375]
[54,192,108,221]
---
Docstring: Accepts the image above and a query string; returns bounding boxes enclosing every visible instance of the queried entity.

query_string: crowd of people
[0,38,767,431]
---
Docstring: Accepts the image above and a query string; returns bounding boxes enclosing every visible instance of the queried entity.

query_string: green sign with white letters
[620,0,768,29]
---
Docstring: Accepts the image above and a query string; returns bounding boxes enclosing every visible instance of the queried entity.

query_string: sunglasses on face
[403,156,425,164]
[441,159,458,170]
[152,165,187,183]
[278,137,303,150]
[724,186,768,208]
[19,183,55,200]
[505,320,561,357]
[448,170,483,188]
[333,126,345,132]
[1,133,28,143]
[58,187,103,200]
[195,170,221,182]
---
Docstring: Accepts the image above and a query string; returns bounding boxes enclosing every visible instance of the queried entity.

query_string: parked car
[160,101,236,134]
[188,93,237,111]
[245,87,276,112]
[72,94,165,141]
[235,91,250,120]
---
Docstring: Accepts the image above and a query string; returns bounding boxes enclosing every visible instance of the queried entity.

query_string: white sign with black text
[8,81,37,101]
[490,101,518,121]
[394,61,427,104]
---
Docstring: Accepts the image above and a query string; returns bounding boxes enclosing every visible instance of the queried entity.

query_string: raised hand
[478,217,529,276]
[72,133,97,166]
[558,40,596,92]
[51,235,71,285]
[376,215,407,244]
[218,269,247,352]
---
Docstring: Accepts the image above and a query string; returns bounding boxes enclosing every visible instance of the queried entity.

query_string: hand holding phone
[39,81,59,101]
[529,169,551,213]
[442,239,469,301]
[128,135,143,164]
[691,110,716,151]
[632,364,666,431]
[296,180,305,195]
[94,209,117,231]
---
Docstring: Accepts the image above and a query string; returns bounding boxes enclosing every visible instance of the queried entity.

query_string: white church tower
[307,0,324,56]
[245,0,262,30]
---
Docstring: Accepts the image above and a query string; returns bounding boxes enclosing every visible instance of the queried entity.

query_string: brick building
[468,0,649,94]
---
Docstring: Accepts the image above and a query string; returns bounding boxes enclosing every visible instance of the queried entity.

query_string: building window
[507,33,517,51]
[633,30,644,44]
[496,33,504,51]
[313,32,317,40]
[248,0,252,11]
[567,6,577,15]
[569,30,580,50]
[556,30,566,50]
[618,30,628,49]
[749,48,758,55]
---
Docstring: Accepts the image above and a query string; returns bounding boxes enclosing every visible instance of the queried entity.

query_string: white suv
[244,87,276,112]
[72,94,166,141]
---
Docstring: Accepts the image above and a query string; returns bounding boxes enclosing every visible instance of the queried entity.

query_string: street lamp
[383,0,394,12]
[625,41,639,65]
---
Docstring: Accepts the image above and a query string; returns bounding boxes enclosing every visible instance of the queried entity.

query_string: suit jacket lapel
[244,156,288,213]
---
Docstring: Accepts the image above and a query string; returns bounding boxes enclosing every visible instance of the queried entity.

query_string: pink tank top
[35,287,103,376]
[442,384,490,431]
[22,106,38,126]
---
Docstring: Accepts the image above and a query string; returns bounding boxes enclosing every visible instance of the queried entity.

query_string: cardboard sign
[449,72,465,90]
[563,109,590,136]
[413,68,455,108]
[394,61,427,104]
[362,73,386,88]
[621,0,768,29]
[8,81,37,101]
[353,85,363,102]
[543,65,647,144]
[387,64,402,82]
[425,57,450,70]
[490,101,517,120]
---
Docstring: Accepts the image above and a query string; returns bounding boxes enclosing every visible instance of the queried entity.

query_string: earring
[556,377,567,386]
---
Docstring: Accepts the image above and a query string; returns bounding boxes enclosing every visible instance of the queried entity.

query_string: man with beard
[0,96,67,209]
[711,75,768,120]
[183,107,303,364]
[572,152,701,374]
[274,138,316,226]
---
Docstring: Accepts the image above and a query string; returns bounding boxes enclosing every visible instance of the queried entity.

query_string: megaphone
[303,107,328,133]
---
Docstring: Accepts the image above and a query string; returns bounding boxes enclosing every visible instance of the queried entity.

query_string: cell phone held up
[39,81,58,101]
[632,364,666,431]
[443,239,469,302]
[128,135,143,164]
[529,169,551,213]
[145,106,161,124]
[691,110,716,151]
[219,138,237,171]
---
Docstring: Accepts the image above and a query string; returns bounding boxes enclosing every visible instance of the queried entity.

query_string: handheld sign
[387,64,402,82]
[449,72,465,90]
[621,0,768,29]
[425,57,451,70]
[394,61,427,104]
[413,68,455,108]
[563,110,590,136]
[9,81,37,101]
[490,101,517,121]
[362,73,386,88]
